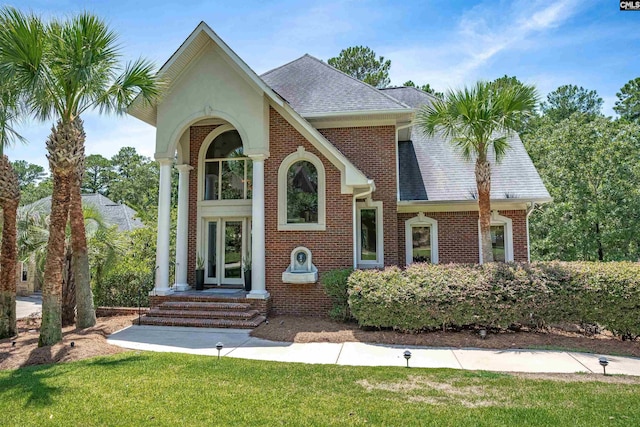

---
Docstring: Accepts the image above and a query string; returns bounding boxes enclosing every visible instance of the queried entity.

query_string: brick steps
[160,301,252,311]
[139,315,266,329]
[138,297,265,329]
[147,307,259,320]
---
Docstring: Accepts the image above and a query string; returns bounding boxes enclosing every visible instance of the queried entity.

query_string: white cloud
[388,0,585,89]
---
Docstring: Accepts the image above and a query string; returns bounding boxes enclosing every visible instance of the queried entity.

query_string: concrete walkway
[107,325,640,376]
[16,294,42,319]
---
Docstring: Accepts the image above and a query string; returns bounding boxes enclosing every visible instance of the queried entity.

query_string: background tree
[614,77,640,123]
[109,147,160,212]
[402,80,444,98]
[0,7,160,345]
[0,76,24,339]
[328,46,391,88]
[540,84,603,123]
[418,81,538,262]
[524,115,640,261]
[82,154,113,194]
[12,160,45,189]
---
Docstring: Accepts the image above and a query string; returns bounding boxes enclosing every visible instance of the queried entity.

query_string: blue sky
[7,0,640,169]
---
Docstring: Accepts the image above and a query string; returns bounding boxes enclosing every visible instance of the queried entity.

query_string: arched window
[478,212,513,263]
[405,213,438,265]
[203,130,252,200]
[278,147,326,231]
[287,160,318,223]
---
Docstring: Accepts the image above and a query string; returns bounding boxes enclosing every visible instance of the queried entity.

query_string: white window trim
[356,200,384,268]
[278,146,326,231]
[405,213,438,265]
[478,211,513,263]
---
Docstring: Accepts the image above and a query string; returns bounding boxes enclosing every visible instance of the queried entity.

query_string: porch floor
[174,288,247,299]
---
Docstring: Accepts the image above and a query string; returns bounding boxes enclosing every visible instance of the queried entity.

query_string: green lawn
[1,353,639,426]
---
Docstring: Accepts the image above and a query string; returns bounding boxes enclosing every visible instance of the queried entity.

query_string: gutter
[526,202,536,262]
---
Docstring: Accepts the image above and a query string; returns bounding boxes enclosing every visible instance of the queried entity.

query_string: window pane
[221,160,245,200]
[412,226,431,263]
[224,221,242,279]
[204,162,219,200]
[287,161,318,223]
[491,225,506,262]
[360,209,377,261]
[207,222,217,278]
[246,159,253,199]
[206,130,243,159]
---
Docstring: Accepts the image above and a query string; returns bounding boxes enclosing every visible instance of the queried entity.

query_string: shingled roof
[21,193,144,232]
[261,55,410,116]
[383,86,550,202]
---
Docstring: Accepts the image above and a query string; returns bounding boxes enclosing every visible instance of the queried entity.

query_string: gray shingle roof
[401,129,551,202]
[387,87,550,202]
[260,55,410,115]
[21,193,144,232]
[379,86,438,108]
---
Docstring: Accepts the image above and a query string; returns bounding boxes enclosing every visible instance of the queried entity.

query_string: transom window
[203,130,252,200]
[287,160,318,223]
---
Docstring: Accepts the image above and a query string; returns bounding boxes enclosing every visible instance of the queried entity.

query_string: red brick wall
[397,210,528,265]
[187,125,219,287]
[265,109,354,316]
[319,126,398,266]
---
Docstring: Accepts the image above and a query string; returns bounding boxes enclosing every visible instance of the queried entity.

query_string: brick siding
[319,126,398,266]
[397,210,529,265]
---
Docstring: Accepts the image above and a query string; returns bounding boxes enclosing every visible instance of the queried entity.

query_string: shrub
[93,260,155,308]
[348,261,640,338]
[321,268,354,321]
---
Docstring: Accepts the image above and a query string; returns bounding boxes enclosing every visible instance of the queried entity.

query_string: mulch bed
[251,316,640,358]
[0,315,137,371]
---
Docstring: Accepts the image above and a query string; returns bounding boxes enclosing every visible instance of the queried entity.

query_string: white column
[248,155,269,299]
[153,158,174,296]
[173,164,193,291]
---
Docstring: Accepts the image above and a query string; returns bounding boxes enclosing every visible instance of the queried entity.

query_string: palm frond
[97,58,161,115]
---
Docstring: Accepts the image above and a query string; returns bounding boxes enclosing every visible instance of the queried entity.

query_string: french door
[205,218,251,286]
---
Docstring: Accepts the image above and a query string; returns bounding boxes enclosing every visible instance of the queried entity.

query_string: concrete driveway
[16,294,42,319]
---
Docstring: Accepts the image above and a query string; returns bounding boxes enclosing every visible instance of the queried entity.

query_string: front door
[205,218,250,286]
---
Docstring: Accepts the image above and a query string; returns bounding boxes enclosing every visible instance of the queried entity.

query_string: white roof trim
[128,22,284,126]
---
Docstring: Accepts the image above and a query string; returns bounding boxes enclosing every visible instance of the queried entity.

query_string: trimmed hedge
[320,268,353,321]
[93,263,155,308]
[348,262,640,338]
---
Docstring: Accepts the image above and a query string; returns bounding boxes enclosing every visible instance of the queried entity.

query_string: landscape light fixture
[12,341,16,347]
[403,350,412,368]
[479,329,487,339]
[70,341,75,348]
[599,357,609,375]
[216,342,224,360]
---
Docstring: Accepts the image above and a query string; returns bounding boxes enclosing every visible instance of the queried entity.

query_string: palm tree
[0,77,24,339]
[418,81,538,263]
[0,8,160,345]
[18,204,125,326]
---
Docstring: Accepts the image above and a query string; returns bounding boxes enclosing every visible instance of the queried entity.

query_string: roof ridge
[302,54,411,110]
[380,85,439,102]
[260,54,311,78]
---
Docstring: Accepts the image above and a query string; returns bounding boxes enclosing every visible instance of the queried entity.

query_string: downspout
[353,181,375,269]
[525,202,536,262]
